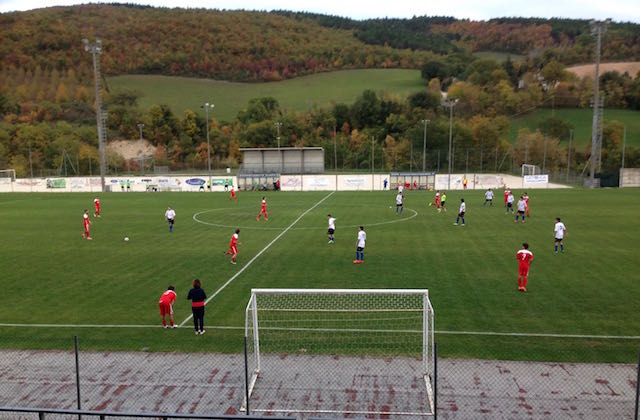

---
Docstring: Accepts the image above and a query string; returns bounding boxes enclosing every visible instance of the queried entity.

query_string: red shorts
[518,265,530,276]
[230,246,238,255]
[159,302,173,316]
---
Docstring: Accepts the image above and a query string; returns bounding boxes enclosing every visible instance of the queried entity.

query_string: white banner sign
[343,178,366,186]
[524,175,549,184]
[308,177,329,187]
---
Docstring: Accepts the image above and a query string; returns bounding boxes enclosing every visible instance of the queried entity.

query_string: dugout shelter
[389,172,436,190]
[239,147,324,175]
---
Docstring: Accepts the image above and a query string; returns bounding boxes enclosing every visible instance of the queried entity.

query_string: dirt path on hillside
[567,62,640,78]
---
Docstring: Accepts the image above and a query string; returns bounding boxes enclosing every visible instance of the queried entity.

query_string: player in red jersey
[82,209,92,240]
[93,197,101,217]
[225,228,240,264]
[523,192,530,217]
[230,187,238,201]
[429,190,441,210]
[504,187,511,208]
[158,285,177,328]
[515,243,533,292]
[256,196,268,221]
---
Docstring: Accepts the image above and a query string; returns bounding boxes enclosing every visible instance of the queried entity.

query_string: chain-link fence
[1,332,638,420]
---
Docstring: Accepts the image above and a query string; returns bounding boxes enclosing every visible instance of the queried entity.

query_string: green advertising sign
[212,179,232,185]
[46,179,66,188]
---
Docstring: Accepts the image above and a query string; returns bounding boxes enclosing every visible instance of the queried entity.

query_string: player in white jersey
[454,198,466,226]
[506,192,515,214]
[554,217,567,254]
[395,192,403,215]
[354,226,366,264]
[165,206,176,232]
[327,214,336,244]
[483,189,493,206]
[515,197,527,223]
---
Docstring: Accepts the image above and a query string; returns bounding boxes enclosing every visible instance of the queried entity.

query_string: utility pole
[201,103,214,188]
[274,122,283,173]
[371,136,375,191]
[567,129,573,182]
[421,119,430,172]
[621,126,626,169]
[443,99,459,190]
[137,123,144,140]
[83,38,106,192]
[589,19,610,188]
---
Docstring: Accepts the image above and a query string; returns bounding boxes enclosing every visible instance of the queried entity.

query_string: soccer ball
[124,237,129,242]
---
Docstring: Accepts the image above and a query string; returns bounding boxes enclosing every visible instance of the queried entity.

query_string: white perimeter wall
[620,168,640,188]
[0,173,570,193]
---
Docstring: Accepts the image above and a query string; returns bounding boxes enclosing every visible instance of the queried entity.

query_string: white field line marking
[193,207,418,230]
[0,323,638,340]
[179,191,336,327]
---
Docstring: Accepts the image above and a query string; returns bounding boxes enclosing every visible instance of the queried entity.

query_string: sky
[0,0,638,23]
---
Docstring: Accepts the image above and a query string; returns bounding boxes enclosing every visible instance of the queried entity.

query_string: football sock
[162,319,166,327]
[561,244,564,252]
[554,245,558,252]
[523,277,528,288]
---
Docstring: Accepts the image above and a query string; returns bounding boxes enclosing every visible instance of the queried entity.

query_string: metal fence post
[634,348,639,420]
[434,342,438,420]
[244,336,250,415]
[74,335,81,420]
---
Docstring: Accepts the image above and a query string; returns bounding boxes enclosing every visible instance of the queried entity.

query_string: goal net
[521,164,541,176]
[244,288,435,418]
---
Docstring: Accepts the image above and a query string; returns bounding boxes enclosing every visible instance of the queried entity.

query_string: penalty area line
[179,191,336,328]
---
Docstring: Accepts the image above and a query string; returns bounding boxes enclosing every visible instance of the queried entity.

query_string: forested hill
[0,4,435,83]
[2,5,640,84]
[277,12,640,65]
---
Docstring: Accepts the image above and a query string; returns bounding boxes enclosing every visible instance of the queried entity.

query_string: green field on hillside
[0,189,638,362]
[109,69,426,121]
[509,108,640,147]
[473,51,526,63]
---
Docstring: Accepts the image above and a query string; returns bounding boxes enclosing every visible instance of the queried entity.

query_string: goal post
[243,288,435,417]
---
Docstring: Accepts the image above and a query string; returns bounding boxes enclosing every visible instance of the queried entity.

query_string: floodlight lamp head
[82,39,89,51]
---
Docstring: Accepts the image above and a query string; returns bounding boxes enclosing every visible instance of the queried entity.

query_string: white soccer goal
[0,169,16,182]
[243,288,435,418]
[521,164,541,176]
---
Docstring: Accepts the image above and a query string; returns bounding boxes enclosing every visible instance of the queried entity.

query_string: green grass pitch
[0,189,638,362]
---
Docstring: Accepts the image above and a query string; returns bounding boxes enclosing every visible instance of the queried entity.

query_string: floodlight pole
[589,19,610,188]
[275,122,282,173]
[137,123,144,140]
[421,119,430,172]
[443,99,458,190]
[83,38,106,192]
[201,102,214,188]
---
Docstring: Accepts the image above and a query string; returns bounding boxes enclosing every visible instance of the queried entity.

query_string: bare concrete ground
[0,350,636,419]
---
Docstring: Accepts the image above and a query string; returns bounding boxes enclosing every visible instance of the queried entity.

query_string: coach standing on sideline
[187,279,207,335]
[165,206,176,233]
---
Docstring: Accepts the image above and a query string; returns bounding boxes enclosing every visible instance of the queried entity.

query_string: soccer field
[0,189,638,362]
